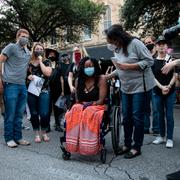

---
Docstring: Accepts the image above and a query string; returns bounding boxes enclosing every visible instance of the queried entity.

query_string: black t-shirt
[49,63,63,94]
[60,62,71,95]
[152,59,175,96]
[77,84,99,102]
[27,59,51,91]
[69,63,78,79]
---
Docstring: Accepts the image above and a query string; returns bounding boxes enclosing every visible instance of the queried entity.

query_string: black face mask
[48,56,56,62]
[34,50,44,57]
[146,43,155,51]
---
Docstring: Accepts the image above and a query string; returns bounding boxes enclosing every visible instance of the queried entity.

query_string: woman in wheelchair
[64,57,107,155]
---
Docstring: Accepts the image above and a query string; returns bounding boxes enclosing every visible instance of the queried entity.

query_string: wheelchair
[60,78,123,164]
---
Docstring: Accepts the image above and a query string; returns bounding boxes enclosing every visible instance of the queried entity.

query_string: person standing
[68,45,88,94]
[143,36,159,135]
[152,36,177,148]
[105,24,155,158]
[60,53,72,109]
[0,62,4,117]
[27,43,52,143]
[0,28,31,147]
[55,53,72,130]
[162,59,180,105]
[45,48,64,132]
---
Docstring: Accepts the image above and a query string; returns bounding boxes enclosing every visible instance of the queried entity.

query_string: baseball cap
[156,35,167,44]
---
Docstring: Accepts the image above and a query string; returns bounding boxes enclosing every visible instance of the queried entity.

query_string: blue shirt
[2,43,31,85]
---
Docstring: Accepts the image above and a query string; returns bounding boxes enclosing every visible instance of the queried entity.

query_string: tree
[121,0,180,38]
[0,0,105,47]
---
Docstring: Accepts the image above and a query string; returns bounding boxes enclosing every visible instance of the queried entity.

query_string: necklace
[84,83,95,93]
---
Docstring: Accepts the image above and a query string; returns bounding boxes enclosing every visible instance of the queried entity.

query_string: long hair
[30,42,46,63]
[76,57,101,99]
[72,45,89,63]
[105,24,133,56]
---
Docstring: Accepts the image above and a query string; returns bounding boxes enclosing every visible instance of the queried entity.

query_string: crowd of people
[0,25,179,163]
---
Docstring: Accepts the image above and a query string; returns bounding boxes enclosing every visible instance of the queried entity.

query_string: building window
[83,26,91,40]
[103,5,111,31]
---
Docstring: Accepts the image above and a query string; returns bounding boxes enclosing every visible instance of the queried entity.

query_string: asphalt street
[0,106,179,180]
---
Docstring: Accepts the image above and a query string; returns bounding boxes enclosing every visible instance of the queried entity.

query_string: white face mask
[107,43,117,51]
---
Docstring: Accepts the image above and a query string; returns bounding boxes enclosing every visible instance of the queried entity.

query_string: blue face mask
[84,67,95,76]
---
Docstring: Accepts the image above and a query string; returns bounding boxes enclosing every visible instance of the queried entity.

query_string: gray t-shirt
[2,43,31,85]
[114,38,156,94]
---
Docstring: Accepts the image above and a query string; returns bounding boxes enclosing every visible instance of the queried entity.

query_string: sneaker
[152,136,166,144]
[16,139,30,146]
[166,139,173,148]
[6,140,18,148]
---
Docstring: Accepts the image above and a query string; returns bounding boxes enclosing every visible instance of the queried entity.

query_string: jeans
[28,91,50,131]
[151,90,159,133]
[144,90,159,133]
[143,93,151,132]
[155,91,176,140]
[3,83,27,142]
[122,91,151,152]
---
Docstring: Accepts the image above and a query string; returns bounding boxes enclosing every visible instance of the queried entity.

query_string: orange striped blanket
[65,103,106,155]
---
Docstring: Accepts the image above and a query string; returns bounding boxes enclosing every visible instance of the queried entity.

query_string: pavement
[0,105,180,180]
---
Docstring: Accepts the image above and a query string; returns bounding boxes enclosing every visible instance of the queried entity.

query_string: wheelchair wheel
[100,148,107,164]
[62,151,71,160]
[111,106,122,155]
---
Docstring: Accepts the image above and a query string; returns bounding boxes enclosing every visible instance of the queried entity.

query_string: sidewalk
[0,108,179,180]
[174,103,180,109]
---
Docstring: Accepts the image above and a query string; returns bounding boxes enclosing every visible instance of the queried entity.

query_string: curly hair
[76,57,102,100]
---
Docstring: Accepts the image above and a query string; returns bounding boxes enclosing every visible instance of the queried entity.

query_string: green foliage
[121,0,180,38]
[0,0,105,46]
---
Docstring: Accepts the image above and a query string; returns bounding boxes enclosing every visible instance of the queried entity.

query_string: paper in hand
[28,75,45,96]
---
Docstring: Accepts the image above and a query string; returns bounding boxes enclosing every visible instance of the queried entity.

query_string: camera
[163,17,180,40]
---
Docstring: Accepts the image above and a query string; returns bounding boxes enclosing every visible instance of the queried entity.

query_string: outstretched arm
[161,59,180,74]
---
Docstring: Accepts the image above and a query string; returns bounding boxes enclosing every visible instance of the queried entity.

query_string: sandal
[42,134,50,142]
[34,135,41,143]
[116,146,130,155]
[124,149,141,159]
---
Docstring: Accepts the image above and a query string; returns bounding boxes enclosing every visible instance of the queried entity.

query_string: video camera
[163,17,180,40]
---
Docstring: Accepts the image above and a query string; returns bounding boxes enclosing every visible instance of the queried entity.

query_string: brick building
[46,0,123,60]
